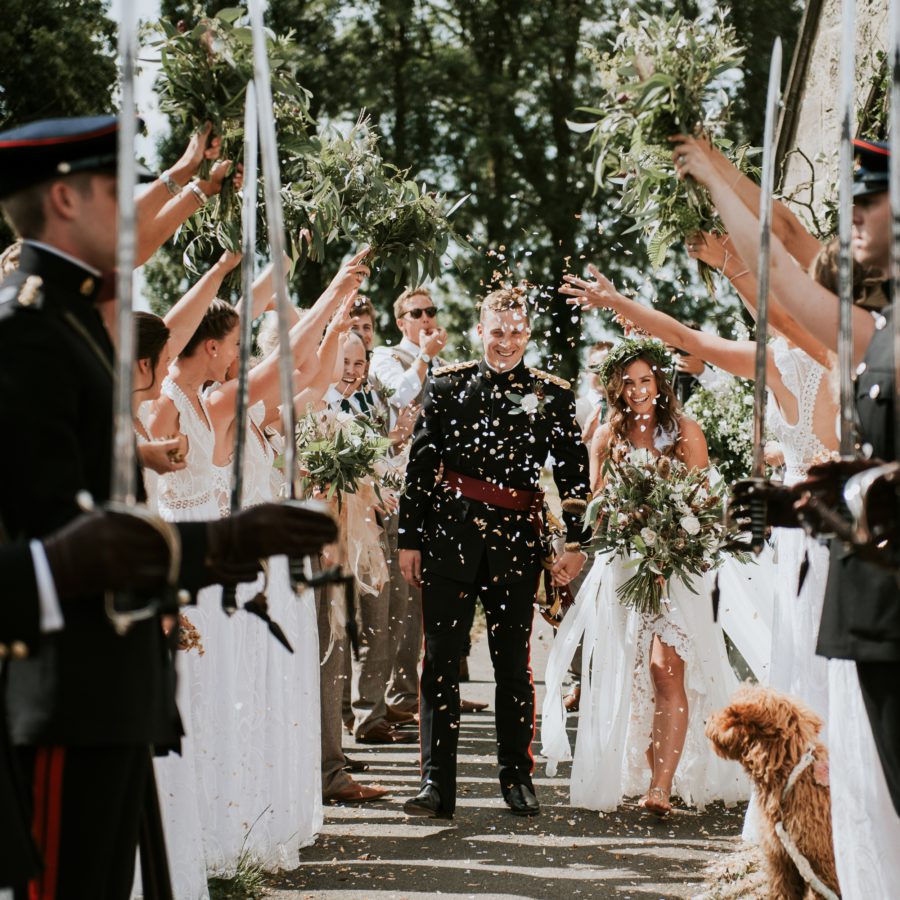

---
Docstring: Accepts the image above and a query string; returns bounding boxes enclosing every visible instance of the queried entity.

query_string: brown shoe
[460,698,489,713]
[357,721,419,744]
[386,705,418,726]
[563,686,581,712]
[326,780,391,803]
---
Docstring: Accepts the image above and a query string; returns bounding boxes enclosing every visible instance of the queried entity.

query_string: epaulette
[530,367,570,390]
[433,359,478,376]
[0,274,44,315]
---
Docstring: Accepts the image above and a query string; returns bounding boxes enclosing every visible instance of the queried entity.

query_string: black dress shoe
[403,783,451,819]
[504,784,540,816]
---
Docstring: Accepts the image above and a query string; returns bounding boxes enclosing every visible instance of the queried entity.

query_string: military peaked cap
[852,138,889,199]
[0,115,154,199]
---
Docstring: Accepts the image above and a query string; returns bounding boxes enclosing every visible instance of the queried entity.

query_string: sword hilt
[290,558,359,659]
[749,493,768,555]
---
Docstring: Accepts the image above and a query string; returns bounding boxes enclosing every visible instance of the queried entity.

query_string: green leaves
[153,11,465,284]
[573,8,750,273]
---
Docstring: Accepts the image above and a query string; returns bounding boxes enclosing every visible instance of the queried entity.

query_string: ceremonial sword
[891,0,900,458]
[103,0,182,635]
[749,37,783,553]
[837,0,857,459]
[246,0,357,653]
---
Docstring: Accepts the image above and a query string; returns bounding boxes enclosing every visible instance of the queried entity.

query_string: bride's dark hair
[604,351,680,454]
[180,298,239,358]
[135,312,170,393]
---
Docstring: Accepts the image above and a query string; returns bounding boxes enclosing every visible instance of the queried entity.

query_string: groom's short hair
[479,287,530,323]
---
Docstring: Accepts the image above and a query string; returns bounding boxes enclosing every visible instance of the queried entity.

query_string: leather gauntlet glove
[43,510,171,600]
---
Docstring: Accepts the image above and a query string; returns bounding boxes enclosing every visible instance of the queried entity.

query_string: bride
[541,338,747,816]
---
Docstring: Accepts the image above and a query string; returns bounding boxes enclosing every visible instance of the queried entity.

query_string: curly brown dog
[705,685,840,900]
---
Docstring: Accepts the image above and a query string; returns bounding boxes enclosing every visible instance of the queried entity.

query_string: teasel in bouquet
[570,8,754,293]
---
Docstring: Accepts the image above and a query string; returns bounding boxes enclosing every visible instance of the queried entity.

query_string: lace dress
[541,425,748,811]
[765,339,832,727]
[220,401,323,872]
[146,377,228,900]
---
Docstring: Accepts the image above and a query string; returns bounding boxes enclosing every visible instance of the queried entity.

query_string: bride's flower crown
[592,337,672,387]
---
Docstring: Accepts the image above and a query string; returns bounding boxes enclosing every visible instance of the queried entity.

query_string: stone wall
[779,0,889,232]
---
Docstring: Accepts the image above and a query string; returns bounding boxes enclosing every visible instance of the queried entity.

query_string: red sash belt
[442,469,544,535]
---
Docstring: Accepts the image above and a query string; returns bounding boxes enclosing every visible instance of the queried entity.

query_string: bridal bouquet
[571,8,751,287]
[584,448,740,615]
[295,409,393,505]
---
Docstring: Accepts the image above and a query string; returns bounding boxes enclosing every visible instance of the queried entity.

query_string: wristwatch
[418,351,432,365]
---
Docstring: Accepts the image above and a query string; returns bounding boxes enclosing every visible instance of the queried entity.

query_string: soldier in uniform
[728,138,899,892]
[0,116,337,899]
[398,287,590,819]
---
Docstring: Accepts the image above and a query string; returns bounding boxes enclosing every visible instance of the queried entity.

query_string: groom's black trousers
[418,559,538,814]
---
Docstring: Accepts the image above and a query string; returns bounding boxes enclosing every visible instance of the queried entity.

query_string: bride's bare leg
[647,635,688,801]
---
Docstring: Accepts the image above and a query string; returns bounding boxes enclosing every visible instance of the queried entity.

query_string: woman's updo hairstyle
[179,298,239,358]
[135,312,170,393]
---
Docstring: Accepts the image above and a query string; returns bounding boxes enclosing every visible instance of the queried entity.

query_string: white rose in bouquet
[639,527,657,547]
[680,515,701,536]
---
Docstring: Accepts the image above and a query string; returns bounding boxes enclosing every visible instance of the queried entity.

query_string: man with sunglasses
[370,287,448,408]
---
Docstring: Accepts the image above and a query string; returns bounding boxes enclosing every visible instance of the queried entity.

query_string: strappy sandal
[638,786,672,818]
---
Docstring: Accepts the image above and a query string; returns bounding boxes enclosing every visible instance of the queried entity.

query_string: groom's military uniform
[398,357,590,814]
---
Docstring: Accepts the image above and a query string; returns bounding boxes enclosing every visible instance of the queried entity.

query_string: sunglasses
[402,306,438,320]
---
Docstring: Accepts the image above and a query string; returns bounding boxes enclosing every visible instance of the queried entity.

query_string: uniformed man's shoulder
[0,271,45,321]
[433,359,478,378]
[529,367,571,390]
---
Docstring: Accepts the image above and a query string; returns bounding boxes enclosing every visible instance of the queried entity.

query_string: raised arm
[135,124,236,266]
[562,265,798,420]
[673,137,875,364]
[686,231,831,367]
[672,134,822,269]
[163,250,242,358]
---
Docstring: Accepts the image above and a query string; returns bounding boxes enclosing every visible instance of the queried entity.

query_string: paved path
[267,616,746,900]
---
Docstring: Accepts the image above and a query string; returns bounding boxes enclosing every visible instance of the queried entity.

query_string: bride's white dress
[541,434,748,811]
[766,339,831,726]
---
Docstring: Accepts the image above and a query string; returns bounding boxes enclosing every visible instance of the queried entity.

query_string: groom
[398,287,590,818]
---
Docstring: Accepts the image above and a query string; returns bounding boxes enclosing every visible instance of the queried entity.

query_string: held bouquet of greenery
[153,11,464,283]
[295,408,393,505]
[684,379,755,482]
[585,448,743,616]
[571,8,751,285]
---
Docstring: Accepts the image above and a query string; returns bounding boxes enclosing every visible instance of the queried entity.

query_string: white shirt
[369,337,425,409]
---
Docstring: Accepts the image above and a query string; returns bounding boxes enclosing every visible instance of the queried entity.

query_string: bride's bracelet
[564,541,586,553]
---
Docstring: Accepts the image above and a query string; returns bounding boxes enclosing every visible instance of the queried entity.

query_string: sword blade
[838,0,857,458]
[229,81,259,517]
[891,0,900,457]
[248,0,298,499]
[111,1,139,505]
[750,37,783,480]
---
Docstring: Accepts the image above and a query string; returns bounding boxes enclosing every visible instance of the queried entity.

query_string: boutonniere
[507,388,548,418]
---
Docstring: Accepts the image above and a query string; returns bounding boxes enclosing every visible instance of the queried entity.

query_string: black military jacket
[0,542,43,883]
[818,304,900,662]
[398,357,590,585]
[0,243,208,746]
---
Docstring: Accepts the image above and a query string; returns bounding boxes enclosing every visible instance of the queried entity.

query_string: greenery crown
[593,337,672,387]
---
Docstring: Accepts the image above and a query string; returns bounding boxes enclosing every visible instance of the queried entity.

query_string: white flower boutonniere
[507,391,548,418]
